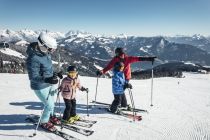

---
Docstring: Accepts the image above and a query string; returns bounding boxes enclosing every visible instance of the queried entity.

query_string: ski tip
[28,133,36,137]
[91,100,96,103]
[89,131,94,135]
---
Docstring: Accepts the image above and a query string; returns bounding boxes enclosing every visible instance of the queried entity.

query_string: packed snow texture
[0,73,210,140]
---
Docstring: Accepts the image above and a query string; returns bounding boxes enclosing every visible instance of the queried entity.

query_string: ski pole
[56,48,62,127]
[55,90,62,129]
[129,89,136,110]
[128,88,136,121]
[150,61,154,106]
[32,93,50,136]
[94,77,99,106]
[33,106,45,136]
[86,89,89,117]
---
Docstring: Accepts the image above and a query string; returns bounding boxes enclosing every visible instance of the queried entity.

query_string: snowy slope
[0,48,25,59]
[0,73,210,140]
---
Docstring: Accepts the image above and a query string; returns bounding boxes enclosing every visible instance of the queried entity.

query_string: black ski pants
[110,93,127,113]
[62,98,76,121]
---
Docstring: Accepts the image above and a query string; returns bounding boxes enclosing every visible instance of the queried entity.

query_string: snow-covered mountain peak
[116,33,127,39]
[0,29,66,42]
[192,34,205,40]
[0,29,22,42]
[65,30,91,38]
[77,32,92,38]
[46,31,65,40]
[18,29,37,36]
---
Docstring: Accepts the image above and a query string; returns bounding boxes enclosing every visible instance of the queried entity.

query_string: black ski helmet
[67,65,77,72]
[115,47,124,56]
[114,61,124,71]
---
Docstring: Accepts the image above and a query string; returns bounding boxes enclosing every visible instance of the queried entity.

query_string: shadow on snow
[9,101,111,115]
[0,114,34,130]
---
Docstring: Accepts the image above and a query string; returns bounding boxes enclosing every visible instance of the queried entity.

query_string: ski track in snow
[0,73,210,140]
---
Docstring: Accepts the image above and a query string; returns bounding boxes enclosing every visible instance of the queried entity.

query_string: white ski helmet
[38,32,57,52]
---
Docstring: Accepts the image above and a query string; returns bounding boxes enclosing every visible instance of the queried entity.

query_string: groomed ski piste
[0,72,210,140]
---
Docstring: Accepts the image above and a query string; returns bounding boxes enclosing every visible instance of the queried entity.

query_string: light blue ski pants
[34,85,58,123]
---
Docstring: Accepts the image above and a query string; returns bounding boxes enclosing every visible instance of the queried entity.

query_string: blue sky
[0,0,210,36]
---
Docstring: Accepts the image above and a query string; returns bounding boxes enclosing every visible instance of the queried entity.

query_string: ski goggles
[68,71,78,78]
[39,45,54,53]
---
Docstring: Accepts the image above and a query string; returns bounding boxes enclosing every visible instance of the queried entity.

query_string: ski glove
[44,75,58,84]
[81,87,89,92]
[124,83,133,89]
[139,56,157,62]
[54,71,63,79]
[96,70,103,76]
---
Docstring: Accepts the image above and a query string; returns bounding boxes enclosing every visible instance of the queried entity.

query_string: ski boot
[50,115,61,125]
[108,106,122,114]
[40,121,57,132]
[116,108,123,115]
[72,115,80,121]
[119,104,132,111]
[127,104,132,111]
[67,117,76,124]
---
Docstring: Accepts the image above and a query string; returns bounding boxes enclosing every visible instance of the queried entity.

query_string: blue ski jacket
[26,42,54,90]
[112,70,125,95]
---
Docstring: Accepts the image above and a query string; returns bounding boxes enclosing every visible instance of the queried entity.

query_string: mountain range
[166,34,210,53]
[0,29,210,77]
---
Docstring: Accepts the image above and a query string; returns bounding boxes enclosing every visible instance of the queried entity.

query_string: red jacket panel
[102,54,139,80]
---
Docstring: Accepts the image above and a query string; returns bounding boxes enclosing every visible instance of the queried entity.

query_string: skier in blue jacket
[26,32,62,132]
[109,62,132,113]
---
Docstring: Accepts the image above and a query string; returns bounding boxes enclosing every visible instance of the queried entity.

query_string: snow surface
[15,40,29,46]
[0,48,25,59]
[0,73,210,140]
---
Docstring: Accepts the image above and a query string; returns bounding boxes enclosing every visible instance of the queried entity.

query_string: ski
[91,100,110,106]
[25,117,78,140]
[61,124,94,136]
[72,121,93,128]
[26,115,94,136]
[119,111,142,121]
[97,107,142,121]
[76,119,97,124]
[54,114,97,125]
[91,100,148,113]
[32,114,96,128]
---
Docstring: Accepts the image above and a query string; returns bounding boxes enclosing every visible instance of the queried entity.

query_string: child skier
[59,65,88,124]
[109,62,132,113]
[97,47,156,108]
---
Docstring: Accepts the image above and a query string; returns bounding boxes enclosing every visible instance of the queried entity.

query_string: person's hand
[124,83,133,89]
[54,71,63,79]
[149,56,157,62]
[81,87,89,93]
[58,86,62,92]
[44,76,58,84]
[139,56,157,62]
[96,70,103,76]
